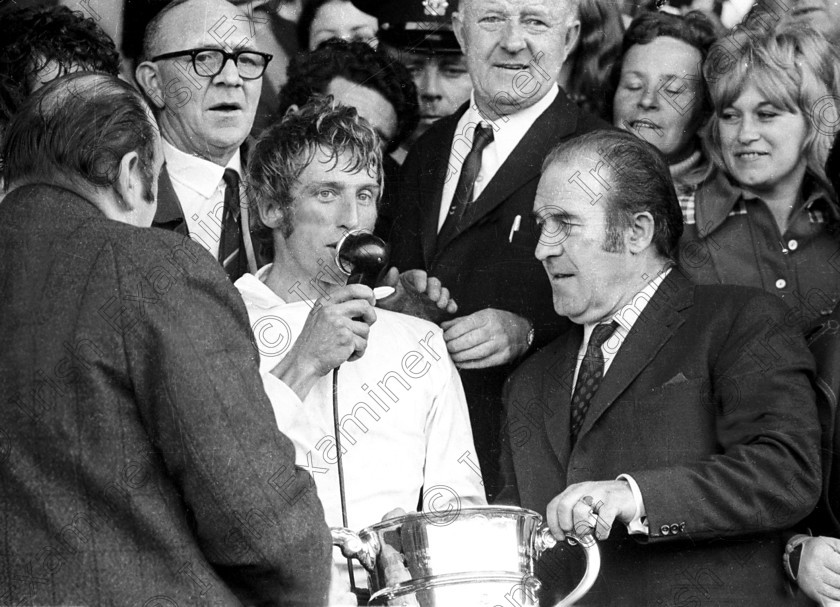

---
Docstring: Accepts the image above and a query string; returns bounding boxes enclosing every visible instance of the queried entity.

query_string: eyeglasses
[150,48,273,80]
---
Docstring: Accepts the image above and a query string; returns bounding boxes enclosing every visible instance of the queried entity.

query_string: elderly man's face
[533,157,632,325]
[276,148,380,290]
[452,0,579,118]
[784,0,840,45]
[141,0,263,165]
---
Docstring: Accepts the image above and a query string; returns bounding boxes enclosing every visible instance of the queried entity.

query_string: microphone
[335,230,390,288]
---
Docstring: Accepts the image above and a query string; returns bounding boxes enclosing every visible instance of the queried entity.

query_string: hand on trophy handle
[546,480,636,542]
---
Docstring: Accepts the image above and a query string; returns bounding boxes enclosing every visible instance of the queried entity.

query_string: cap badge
[422,0,449,17]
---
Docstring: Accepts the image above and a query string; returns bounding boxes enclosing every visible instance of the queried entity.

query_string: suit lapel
[544,324,584,466]
[575,271,695,442]
[152,163,188,235]
[420,109,467,268]
[435,91,581,256]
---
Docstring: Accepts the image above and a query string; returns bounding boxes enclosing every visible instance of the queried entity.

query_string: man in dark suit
[387,0,607,500]
[502,130,822,605]
[0,73,332,606]
[135,0,270,280]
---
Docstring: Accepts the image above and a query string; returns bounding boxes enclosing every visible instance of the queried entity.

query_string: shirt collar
[162,139,242,199]
[583,266,673,344]
[233,263,288,308]
[464,85,559,159]
[697,168,838,234]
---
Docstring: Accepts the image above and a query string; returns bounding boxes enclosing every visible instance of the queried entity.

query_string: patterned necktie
[570,321,618,444]
[438,123,494,244]
[219,168,246,281]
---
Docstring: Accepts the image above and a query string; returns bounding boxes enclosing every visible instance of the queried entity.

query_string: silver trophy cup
[332,505,600,606]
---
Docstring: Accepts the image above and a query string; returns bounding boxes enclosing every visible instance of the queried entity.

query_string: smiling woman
[678,23,840,331]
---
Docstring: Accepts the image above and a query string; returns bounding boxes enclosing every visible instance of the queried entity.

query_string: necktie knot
[223,169,240,213]
[472,123,494,154]
[589,321,618,350]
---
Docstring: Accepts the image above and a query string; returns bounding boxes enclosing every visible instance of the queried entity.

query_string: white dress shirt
[572,266,673,535]
[437,85,560,231]
[235,266,487,581]
[162,139,242,259]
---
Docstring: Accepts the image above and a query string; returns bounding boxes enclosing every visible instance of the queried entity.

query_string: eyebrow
[305,180,381,191]
[531,209,576,222]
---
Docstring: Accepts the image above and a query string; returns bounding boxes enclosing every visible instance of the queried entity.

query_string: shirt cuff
[617,473,649,535]
[260,371,305,426]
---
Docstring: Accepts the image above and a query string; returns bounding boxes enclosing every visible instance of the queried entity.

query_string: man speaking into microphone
[234,97,486,591]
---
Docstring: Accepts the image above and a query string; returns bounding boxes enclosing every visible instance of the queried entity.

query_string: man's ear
[257,198,285,230]
[135,62,166,110]
[452,10,467,55]
[115,151,143,210]
[626,211,656,255]
[563,18,581,59]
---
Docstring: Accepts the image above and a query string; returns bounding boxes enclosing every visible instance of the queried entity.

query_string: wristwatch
[784,535,809,581]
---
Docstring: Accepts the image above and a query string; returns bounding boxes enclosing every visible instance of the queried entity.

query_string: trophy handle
[330,526,380,573]
[553,534,601,607]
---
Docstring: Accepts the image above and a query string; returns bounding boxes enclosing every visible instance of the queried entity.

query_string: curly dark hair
[0,5,120,124]
[277,39,418,153]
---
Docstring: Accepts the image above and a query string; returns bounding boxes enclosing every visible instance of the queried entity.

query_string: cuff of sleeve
[617,473,649,535]
[261,371,305,427]
[783,533,812,582]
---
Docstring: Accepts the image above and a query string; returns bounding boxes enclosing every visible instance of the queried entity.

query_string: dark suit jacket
[152,163,189,235]
[502,270,821,606]
[0,185,332,606]
[153,155,270,270]
[805,309,840,537]
[388,90,608,499]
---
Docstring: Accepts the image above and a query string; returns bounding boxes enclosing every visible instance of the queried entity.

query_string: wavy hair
[0,5,120,123]
[248,96,383,238]
[704,24,840,193]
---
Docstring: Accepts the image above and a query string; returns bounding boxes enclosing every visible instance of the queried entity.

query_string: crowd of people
[1,0,840,605]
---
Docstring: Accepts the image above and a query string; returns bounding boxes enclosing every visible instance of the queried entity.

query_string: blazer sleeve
[630,293,822,543]
[109,233,332,605]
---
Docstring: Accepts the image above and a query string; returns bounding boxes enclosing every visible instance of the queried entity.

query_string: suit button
[680,522,686,533]
[660,524,670,536]
[775,279,787,289]
[670,523,681,535]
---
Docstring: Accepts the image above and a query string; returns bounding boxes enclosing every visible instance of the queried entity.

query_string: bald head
[135,0,265,165]
[142,0,253,60]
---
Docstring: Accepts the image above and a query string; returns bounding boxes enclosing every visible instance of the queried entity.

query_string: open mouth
[630,119,662,131]
[495,63,529,71]
[735,151,768,159]
[209,103,242,112]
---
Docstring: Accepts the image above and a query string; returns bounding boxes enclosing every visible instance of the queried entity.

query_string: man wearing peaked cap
[381,0,610,502]
[353,0,473,154]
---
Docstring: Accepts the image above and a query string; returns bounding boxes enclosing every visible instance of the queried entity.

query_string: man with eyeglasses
[136,0,273,281]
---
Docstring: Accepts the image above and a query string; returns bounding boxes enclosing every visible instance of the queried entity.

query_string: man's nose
[419,66,442,101]
[215,55,244,85]
[500,19,527,54]
[535,227,565,261]
[339,198,361,230]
